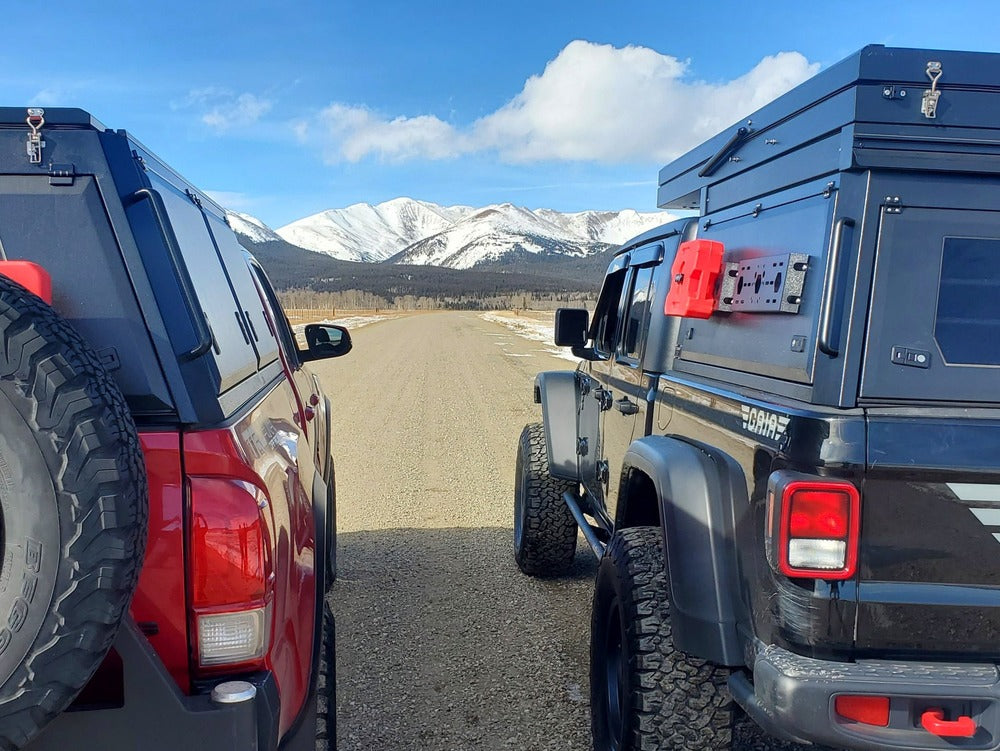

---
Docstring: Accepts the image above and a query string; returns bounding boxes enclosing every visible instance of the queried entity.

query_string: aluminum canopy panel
[657,45,1000,211]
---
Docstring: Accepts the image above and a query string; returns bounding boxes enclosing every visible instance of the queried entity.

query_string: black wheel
[591,527,736,751]
[0,277,147,749]
[513,423,577,576]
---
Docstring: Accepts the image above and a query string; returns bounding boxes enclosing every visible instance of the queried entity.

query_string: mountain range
[229,198,673,270]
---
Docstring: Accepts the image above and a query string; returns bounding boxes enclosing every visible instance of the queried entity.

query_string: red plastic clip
[0,261,52,304]
[664,240,725,319]
[920,709,976,738]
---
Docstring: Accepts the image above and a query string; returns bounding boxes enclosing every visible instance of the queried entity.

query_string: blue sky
[2,1,999,227]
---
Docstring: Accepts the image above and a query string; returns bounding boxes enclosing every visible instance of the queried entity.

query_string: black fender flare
[622,435,747,666]
[534,370,579,482]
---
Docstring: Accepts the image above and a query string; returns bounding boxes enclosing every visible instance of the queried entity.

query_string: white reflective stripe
[947,483,1000,503]
[971,508,1000,526]
[994,533,1000,545]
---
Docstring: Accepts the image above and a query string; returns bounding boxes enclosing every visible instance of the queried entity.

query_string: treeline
[278,288,595,311]
[241,236,604,309]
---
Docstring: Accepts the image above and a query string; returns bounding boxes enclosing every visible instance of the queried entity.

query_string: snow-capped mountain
[276,198,476,263]
[269,198,672,268]
[227,211,285,244]
[390,203,609,269]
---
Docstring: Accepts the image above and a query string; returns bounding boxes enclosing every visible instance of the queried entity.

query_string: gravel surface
[309,311,822,751]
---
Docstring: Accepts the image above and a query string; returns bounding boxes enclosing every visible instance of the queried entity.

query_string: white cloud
[313,104,468,163]
[311,41,819,165]
[202,93,273,132]
[174,88,273,132]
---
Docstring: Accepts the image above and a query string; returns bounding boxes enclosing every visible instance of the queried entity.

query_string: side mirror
[554,308,589,347]
[301,324,352,361]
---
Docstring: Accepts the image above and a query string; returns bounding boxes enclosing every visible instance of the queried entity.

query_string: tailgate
[859,412,1000,659]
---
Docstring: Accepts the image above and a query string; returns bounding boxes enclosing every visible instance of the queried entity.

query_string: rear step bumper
[24,618,314,751]
[729,643,1000,750]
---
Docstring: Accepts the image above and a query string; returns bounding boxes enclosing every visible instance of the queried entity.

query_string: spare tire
[0,276,147,749]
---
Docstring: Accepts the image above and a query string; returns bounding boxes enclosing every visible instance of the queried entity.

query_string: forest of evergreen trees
[242,236,605,310]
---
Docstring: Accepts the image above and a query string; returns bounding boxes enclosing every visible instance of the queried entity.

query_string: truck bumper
[26,618,321,751]
[729,644,1000,750]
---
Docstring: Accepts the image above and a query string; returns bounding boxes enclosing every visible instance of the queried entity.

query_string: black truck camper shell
[655,45,1000,409]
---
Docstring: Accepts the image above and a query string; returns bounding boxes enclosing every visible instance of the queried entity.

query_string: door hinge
[883,195,903,214]
[577,373,591,396]
[576,437,589,457]
[48,163,75,186]
[596,460,610,485]
[595,387,613,412]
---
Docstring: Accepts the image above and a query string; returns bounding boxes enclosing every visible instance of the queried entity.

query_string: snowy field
[480,312,579,363]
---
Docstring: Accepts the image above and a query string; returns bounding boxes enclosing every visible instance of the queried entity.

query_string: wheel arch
[622,435,747,666]
[533,371,579,481]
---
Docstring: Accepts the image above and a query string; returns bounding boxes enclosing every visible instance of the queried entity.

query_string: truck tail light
[767,473,860,580]
[188,476,273,672]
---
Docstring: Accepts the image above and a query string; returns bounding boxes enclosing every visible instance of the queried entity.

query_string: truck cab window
[592,269,628,357]
[621,266,655,362]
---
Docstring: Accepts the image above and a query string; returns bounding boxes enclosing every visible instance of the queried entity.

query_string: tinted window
[935,237,1000,365]
[621,266,655,361]
[148,173,257,393]
[203,212,279,369]
[250,263,300,367]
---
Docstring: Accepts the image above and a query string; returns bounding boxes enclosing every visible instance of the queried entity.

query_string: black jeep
[515,45,1000,751]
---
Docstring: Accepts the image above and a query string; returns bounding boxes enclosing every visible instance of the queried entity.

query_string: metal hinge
[921,61,943,119]
[884,195,903,214]
[186,189,203,208]
[596,460,610,485]
[595,387,613,412]
[48,163,75,186]
[576,437,589,457]
[577,373,591,396]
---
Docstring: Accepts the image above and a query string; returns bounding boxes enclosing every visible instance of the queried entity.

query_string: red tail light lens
[189,476,273,671]
[190,478,268,607]
[767,475,860,580]
[788,489,850,538]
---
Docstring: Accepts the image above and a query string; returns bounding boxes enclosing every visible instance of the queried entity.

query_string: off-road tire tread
[592,526,736,750]
[0,276,147,750]
[315,601,335,749]
[514,423,577,576]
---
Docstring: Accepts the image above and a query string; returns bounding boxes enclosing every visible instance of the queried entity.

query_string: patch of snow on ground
[293,314,397,336]
[480,312,579,363]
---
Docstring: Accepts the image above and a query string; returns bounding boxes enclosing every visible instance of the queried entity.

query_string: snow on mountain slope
[391,203,611,269]
[227,211,285,244]
[231,198,675,269]
[533,208,667,245]
[276,198,475,263]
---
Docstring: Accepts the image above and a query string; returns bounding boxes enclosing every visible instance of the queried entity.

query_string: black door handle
[615,397,639,416]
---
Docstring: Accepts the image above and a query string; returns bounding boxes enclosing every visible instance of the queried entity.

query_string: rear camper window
[935,237,1000,366]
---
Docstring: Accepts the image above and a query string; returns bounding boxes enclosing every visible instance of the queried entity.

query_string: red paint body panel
[131,432,190,693]
[183,379,316,736]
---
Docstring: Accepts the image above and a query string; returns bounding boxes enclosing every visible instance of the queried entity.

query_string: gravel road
[309,310,814,751]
